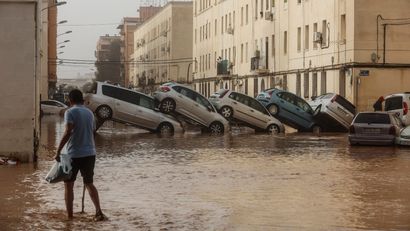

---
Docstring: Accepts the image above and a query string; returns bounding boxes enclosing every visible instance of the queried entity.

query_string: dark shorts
[65,155,95,184]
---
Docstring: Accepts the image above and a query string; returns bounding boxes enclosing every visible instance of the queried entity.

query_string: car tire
[267,124,280,134]
[158,122,174,135]
[220,106,233,119]
[160,98,176,114]
[96,105,112,120]
[209,121,224,134]
[268,104,279,115]
[314,104,322,116]
[312,125,322,134]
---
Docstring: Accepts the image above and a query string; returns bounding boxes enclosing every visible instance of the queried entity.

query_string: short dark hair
[68,89,84,104]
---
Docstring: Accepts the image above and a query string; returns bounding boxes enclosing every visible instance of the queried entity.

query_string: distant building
[131,1,193,92]
[95,34,122,84]
[0,0,41,162]
[193,0,410,111]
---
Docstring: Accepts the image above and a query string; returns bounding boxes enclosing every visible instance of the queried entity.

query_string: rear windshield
[335,96,356,114]
[317,93,334,100]
[210,89,228,98]
[385,96,402,111]
[354,113,391,124]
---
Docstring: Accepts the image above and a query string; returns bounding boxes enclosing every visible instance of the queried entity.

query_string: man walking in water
[55,89,106,221]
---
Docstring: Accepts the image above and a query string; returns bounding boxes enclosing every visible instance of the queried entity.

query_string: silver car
[309,93,356,132]
[84,82,183,134]
[209,89,285,134]
[153,82,230,134]
[349,112,403,146]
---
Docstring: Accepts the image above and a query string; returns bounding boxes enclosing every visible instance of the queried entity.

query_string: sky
[57,0,166,79]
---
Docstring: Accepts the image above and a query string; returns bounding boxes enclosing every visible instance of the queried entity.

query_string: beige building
[193,0,410,111]
[131,1,193,92]
[0,0,41,162]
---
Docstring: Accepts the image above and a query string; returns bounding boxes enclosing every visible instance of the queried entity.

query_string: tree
[95,39,122,85]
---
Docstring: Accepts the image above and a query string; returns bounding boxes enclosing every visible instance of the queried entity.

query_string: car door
[228,92,250,122]
[385,96,403,119]
[113,88,139,123]
[248,97,272,129]
[193,92,215,125]
[173,86,197,118]
[134,94,159,130]
[294,97,315,129]
[275,92,299,125]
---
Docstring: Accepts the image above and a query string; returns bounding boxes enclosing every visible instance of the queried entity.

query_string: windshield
[354,113,391,124]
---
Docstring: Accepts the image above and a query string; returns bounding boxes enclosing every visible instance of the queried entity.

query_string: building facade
[193,0,410,111]
[95,34,122,84]
[131,1,193,92]
[0,0,41,162]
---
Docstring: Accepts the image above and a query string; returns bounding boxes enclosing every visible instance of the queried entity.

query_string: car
[396,126,410,146]
[348,112,403,146]
[209,89,285,134]
[84,81,183,134]
[153,82,230,134]
[256,88,321,132]
[384,93,410,126]
[309,93,356,132]
[40,100,68,115]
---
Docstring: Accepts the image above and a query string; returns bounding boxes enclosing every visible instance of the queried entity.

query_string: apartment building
[131,1,193,92]
[193,0,410,111]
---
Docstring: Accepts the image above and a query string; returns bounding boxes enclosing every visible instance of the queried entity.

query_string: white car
[384,93,410,126]
[84,82,183,134]
[209,89,285,134]
[396,126,410,146]
[40,100,68,115]
[153,82,230,134]
[309,93,356,132]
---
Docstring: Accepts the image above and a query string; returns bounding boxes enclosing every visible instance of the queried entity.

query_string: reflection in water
[1,118,410,230]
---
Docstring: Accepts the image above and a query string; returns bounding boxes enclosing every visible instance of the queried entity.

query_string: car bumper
[396,137,410,146]
[349,135,395,145]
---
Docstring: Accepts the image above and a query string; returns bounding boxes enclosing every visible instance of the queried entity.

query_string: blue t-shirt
[64,105,96,158]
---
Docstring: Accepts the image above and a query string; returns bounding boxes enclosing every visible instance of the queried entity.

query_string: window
[246,42,249,62]
[284,31,287,54]
[283,75,288,90]
[339,70,346,97]
[245,79,248,95]
[321,71,327,94]
[139,95,154,109]
[215,19,217,36]
[102,85,118,98]
[241,7,244,26]
[355,113,391,124]
[335,96,356,114]
[117,89,139,105]
[221,17,224,34]
[179,87,195,100]
[341,14,346,44]
[298,0,301,3]
[272,34,275,57]
[241,44,244,63]
[385,97,403,111]
[303,72,309,99]
[250,97,269,114]
[279,92,295,105]
[305,25,309,50]
[322,20,327,46]
[255,0,258,20]
[313,23,318,49]
[266,0,269,10]
[312,72,318,98]
[297,27,301,52]
[296,73,301,97]
[246,4,249,24]
[295,97,313,114]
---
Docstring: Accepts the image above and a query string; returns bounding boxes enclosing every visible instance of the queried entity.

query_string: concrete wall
[0,0,40,162]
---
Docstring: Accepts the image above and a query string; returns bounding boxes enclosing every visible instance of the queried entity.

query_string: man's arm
[54,123,74,161]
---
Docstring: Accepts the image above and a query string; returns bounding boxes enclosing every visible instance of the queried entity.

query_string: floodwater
[1,116,410,231]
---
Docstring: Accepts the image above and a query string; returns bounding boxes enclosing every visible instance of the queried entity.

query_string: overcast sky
[57,0,166,79]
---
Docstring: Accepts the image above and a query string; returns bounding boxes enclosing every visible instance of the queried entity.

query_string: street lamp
[41,1,66,11]
[57,30,72,37]
[57,40,70,45]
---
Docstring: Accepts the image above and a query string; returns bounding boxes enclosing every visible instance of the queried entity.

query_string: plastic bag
[45,154,72,183]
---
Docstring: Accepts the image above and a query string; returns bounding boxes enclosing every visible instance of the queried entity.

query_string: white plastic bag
[45,154,72,183]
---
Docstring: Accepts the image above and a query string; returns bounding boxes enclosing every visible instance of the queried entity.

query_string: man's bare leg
[85,183,101,214]
[64,182,74,219]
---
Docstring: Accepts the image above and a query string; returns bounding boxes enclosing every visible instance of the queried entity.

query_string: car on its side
[256,88,321,132]
[153,82,230,134]
[396,126,410,146]
[309,93,356,132]
[84,81,183,134]
[209,89,285,134]
[349,112,403,146]
[40,100,68,115]
[384,93,410,126]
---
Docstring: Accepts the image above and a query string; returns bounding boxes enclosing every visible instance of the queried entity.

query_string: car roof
[385,93,410,99]
[97,81,154,99]
[161,82,193,89]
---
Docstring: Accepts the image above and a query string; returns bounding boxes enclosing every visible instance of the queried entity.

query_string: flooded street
[1,116,410,230]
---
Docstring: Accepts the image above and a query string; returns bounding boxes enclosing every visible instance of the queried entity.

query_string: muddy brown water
[1,116,410,230]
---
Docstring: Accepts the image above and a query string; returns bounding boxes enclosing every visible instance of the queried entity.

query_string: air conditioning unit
[265,11,273,21]
[226,26,234,35]
[313,32,322,43]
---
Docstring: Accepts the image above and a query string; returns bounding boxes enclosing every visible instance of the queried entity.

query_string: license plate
[364,128,381,134]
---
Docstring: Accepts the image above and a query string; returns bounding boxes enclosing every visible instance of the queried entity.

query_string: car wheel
[220,106,233,119]
[268,104,279,115]
[158,122,174,135]
[267,124,280,134]
[209,121,224,134]
[160,98,176,114]
[314,104,322,116]
[312,125,322,134]
[96,105,112,120]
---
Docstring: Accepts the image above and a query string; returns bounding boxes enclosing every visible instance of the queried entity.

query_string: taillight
[349,125,355,134]
[219,90,229,98]
[403,102,408,115]
[160,86,171,92]
[389,126,396,135]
